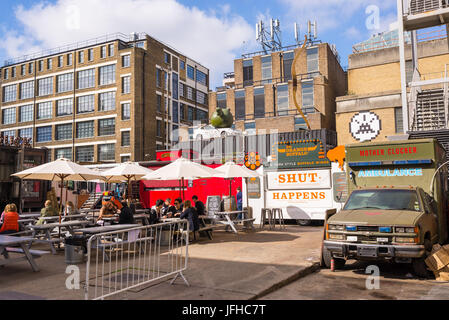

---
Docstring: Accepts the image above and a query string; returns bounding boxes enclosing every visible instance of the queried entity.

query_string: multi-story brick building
[0,33,209,164]
[208,41,346,134]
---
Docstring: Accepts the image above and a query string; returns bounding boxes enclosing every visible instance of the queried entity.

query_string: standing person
[236,187,243,219]
[180,200,200,236]
[0,204,20,235]
[192,195,205,217]
[118,201,135,224]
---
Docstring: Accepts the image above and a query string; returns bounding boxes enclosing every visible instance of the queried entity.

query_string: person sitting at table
[172,198,184,217]
[179,200,200,236]
[97,201,117,223]
[192,195,205,217]
[149,200,163,224]
[118,201,135,225]
[161,198,176,217]
[0,203,20,235]
[65,201,79,216]
[36,200,58,225]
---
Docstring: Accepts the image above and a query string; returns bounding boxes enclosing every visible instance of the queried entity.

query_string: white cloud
[1,0,254,88]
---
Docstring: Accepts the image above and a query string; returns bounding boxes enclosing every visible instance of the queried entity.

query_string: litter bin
[64,235,87,264]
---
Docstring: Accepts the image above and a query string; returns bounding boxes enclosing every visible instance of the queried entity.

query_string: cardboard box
[425,246,449,271]
[435,266,449,282]
[431,244,442,254]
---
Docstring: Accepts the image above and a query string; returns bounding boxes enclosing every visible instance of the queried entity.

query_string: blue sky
[0,0,398,88]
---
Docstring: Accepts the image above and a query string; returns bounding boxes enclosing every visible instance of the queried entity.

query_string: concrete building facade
[0,33,209,164]
[208,42,347,134]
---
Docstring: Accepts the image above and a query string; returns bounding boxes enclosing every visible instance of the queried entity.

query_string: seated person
[97,201,117,222]
[149,200,164,224]
[172,198,184,217]
[161,198,176,217]
[192,195,205,217]
[36,200,59,225]
[0,203,20,235]
[65,201,79,216]
[180,200,200,234]
[118,201,135,225]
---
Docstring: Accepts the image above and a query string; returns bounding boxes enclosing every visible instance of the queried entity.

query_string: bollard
[330,258,335,272]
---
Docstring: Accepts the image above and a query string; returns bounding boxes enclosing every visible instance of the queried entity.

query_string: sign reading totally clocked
[270,139,330,169]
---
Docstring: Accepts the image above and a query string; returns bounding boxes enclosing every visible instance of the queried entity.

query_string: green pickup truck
[323,139,449,276]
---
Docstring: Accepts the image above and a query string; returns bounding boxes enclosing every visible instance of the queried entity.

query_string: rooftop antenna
[294,22,300,44]
[307,20,318,43]
[256,18,283,54]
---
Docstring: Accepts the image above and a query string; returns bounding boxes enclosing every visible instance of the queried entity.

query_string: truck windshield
[344,189,421,212]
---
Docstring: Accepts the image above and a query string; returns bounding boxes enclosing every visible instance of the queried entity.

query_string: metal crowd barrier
[84,220,189,300]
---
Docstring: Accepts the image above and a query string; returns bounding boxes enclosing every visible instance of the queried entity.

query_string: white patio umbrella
[101,162,153,201]
[12,158,104,222]
[142,157,217,199]
[214,162,261,209]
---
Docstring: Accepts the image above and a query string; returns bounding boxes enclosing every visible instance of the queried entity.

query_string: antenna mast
[256,18,282,54]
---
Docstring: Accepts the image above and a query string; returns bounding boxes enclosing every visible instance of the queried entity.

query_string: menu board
[247,177,261,199]
[332,172,348,203]
[206,196,221,216]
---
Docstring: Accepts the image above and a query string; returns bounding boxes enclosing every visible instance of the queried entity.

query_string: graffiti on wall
[349,111,382,142]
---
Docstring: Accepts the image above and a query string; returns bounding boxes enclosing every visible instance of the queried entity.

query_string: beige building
[208,41,346,134]
[0,33,209,163]
[336,36,449,146]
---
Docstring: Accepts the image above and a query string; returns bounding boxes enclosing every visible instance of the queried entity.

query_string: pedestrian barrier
[84,220,189,300]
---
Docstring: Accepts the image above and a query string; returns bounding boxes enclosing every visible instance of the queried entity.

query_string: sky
[0,0,398,88]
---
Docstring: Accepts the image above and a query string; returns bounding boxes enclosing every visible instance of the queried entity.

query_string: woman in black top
[118,201,135,224]
[180,200,200,232]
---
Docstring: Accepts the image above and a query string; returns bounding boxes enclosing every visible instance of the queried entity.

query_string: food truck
[244,139,347,225]
[323,139,449,276]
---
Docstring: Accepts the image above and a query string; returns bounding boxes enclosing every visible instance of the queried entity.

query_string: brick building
[0,33,209,163]
[208,41,346,134]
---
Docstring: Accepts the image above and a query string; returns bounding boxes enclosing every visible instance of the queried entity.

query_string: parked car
[193,125,241,140]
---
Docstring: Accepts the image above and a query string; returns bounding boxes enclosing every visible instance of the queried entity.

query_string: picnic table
[135,209,149,214]
[214,211,255,234]
[39,214,91,223]
[0,235,49,272]
[18,218,36,228]
[19,213,41,219]
[28,220,90,254]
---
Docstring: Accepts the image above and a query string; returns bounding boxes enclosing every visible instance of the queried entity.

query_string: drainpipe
[72,50,77,162]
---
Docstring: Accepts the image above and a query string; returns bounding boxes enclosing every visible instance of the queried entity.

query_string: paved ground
[0,225,322,300]
[261,260,449,300]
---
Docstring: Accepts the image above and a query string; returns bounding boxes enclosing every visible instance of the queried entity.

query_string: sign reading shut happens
[270,139,330,169]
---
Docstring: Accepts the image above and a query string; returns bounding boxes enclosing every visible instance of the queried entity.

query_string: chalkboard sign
[332,172,348,203]
[206,196,221,216]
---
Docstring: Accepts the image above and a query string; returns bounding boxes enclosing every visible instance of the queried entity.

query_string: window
[172,101,179,123]
[122,103,131,120]
[2,108,16,125]
[243,59,253,86]
[76,121,94,138]
[19,128,33,139]
[196,70,207,86]
[156,94,162,113]
[172,124,179,143]
[109,44,114,57]
[217,92,227,109]
[38,60,43,72]
[254,87,265,119]
[57,73,74,93]
[122,76,131,94]
[122,55,130,67]
[3,84,17,102]
[121,156,131,163]
[156,68,162,88]
[2,130,15,138]
[56,98,73,117]
[29,63,34,74]
[244,122,256,135]
[301,81,314,113]
[36,126,52,142]
[165,72,170,91]
[58,56,63,67]
[235,90,245,120]
[180,60,185,70]
[77,95,94,113]
[187,65,195,80]
[3,68,8,79]
[11,67,16,78]
[172,73,178,99]
[164,52,171,64]
[196,109,208,122]
[56,124,72,141]
[78,69,95,89]
[179,83,184,97]
[76,146,94,162]
[406,60,414,84]
[101,46,107,58]
[99,65,116,85]
[19,105,33,123]
[121,131,130,146]
[196,91,206,105]
[38,77,53,96]
[261,56,272,84]
[99,91,116,111]
[395,107,404,133]
[180,103,185,120]
[307,48,319,73]
[20,81,34,100]
[56,148,72,160]
[294,117,307,131]
[78,51,84,64]
[37,102,52,120]
[188,106,194,121]
[21,65,26,76]
[156,120,162,137]
[98,118,115,136]
[88,49,94,61]
[47,58,52,70]
[98,144,115,161]
[277,84,289,116]
[187,86,194,100]
[67,53,73,66]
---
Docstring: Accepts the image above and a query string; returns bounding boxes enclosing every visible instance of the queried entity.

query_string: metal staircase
[412,89,447,131]
[80,192,102,210]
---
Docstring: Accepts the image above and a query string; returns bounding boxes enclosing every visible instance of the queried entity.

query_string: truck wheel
[412,238,432,278]
[297,219,312,226]
[322,247,346,269]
